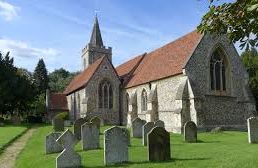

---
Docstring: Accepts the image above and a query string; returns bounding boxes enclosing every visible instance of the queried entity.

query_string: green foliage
[0,52,36,115]
[198,0,258,50]
[48,68,78,92]
[33,59,49,94]
[241,48,258,109]
[54,112,69,120]
[30,94,46,116]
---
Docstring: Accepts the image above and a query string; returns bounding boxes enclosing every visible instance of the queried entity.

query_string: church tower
[81,16,112,70]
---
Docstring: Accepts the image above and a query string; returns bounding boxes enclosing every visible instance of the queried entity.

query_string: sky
[0,0,235,72]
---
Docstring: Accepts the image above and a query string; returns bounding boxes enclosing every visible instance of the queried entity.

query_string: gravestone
[184,121,197,143]
[53,118,64,132]
[247,117,258,143]
[81,122,99,150]
[90,116,101,130]
[142,122,154,146]
[132,118,146,138]
[154,120,165,128]
[148,127,171,161]
[73,118,86,140]
[104,126,129,165]
[0,117,4,126]
[56,129,81,168]
[45,132,63,154]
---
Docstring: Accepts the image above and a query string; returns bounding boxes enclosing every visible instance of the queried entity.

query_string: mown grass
[15,125,258,168]
[0,125,29,154]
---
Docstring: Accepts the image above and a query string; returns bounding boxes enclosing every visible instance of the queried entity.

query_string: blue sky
[0,0,234,72]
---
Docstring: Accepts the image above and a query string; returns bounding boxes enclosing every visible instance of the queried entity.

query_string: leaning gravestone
[142,122,154,146]
[104,126,129,165]
[90,116,101,130]
[154,120,165,128]
[81,122,99,150]
[247,117,258,143]
[132,118,146,138]
[56,129,81,168]
[45,132,63,154]
[184,121,197,143]
[148,127,171,161]
[53,118,64,132]
[73,118,86,140]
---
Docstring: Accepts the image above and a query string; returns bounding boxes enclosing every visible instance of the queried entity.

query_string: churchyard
[0,117,254,168]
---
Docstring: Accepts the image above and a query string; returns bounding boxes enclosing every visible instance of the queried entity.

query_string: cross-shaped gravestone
[81,122,99,150]
[45,132,63,154]
[142,122,154,146]
[56,129,81,168]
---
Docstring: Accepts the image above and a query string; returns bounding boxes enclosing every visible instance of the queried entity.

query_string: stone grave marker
[154,120,165,128]
[45,132,63,154]
[56,129,81,168]
[132,117,146,138]
[73,118,86,140]
[184,121,197,143]
[90,116,101,130]
[142,122,154,146]
[148,127,171,161]
[104,126,129,166]
[81,122,99,150]
[53,118,64,132]
[248,117,258,143]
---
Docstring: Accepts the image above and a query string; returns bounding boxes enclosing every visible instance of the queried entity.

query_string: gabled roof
[89,16,104,47]
[64,56,105,95]
[49,93,68,111]
[125,30,203,88]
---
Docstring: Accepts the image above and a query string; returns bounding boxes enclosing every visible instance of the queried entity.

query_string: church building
[47,16,256,133]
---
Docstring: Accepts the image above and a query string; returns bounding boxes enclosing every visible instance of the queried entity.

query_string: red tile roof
[49,93,68,111]
[64,56,105,95]
[125,30,203,88]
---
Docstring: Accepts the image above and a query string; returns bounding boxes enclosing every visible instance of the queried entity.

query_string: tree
[48,68,78,92]
[198,0,258,50]
[33,59,49,94]
[241,48,258,109]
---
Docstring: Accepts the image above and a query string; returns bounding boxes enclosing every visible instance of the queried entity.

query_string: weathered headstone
[73,118,86,140]
[184,121,197,143]
[81,122,99,150]
[148,127,171,161]
[142,122,154,146]
[53,118,64,132]
[248,117,258,143]
[90,116,101,130]
[56,129,81,168]
[154,120,165,128]
[45,132,63,154]
[104,126,129,165]
[132,118,146,138]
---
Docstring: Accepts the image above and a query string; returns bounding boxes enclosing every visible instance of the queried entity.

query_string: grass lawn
[0,125,28,153]
[15,125,258,168]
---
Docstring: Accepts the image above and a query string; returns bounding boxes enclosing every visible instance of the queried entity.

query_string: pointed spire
[89,15,104,47]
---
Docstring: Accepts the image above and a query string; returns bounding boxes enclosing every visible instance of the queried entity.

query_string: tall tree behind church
[33,59,49,94]
[241,48,258,110]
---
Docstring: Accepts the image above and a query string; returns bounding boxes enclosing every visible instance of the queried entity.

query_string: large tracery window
[99,80,113,109]
[210,49,226,91]
[141,89,147,111]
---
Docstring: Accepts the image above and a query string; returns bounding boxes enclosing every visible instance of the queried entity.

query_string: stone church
[47,17,256,133]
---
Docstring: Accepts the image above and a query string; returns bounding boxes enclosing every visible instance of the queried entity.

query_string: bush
[54,112,69,120]
[26,115,43,123]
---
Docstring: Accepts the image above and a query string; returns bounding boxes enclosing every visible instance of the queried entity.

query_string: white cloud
[0,0,19,21]
[0,38,59,60]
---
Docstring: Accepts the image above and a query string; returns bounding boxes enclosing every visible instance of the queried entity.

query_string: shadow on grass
[81,157,210,168]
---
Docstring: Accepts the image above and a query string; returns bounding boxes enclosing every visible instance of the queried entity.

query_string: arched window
[210,49,226,91]
[99,80,113,109]
[141,89,147,111]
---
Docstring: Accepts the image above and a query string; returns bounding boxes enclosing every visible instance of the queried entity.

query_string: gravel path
[0,128,36,168]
